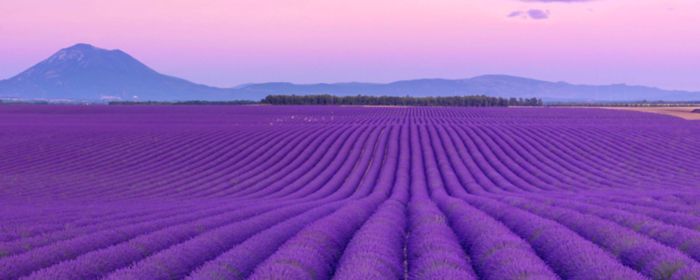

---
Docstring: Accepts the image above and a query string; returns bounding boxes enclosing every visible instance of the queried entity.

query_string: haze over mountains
[1,44,698,102]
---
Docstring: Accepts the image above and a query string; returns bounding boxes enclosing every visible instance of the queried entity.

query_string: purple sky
[1,0,699,90]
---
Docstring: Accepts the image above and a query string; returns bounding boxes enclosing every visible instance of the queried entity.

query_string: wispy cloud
[510,0,591,20]
[508,9,550,20]
[508,11,525,18]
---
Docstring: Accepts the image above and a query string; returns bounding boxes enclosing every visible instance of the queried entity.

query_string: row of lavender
[0,105,699,279]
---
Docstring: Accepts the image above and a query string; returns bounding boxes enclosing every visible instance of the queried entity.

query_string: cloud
[527,9,550,19]
[508,9,550,20]
[508,11,525,17]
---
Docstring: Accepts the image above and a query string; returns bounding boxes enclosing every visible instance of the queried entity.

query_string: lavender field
[1,105,700,280]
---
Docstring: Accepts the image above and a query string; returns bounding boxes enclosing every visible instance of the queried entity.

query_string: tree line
[260,95,542,107]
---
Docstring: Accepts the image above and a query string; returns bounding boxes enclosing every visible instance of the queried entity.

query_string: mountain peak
[66,43,99,50]
[43,43,118,65]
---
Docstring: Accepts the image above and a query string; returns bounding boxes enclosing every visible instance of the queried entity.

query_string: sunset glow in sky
[1,0,699,90]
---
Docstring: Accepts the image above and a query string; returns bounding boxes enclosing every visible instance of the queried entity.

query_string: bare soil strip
[601,107,700,120]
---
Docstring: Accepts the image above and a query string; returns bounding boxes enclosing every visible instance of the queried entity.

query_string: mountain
[232,75,700,102]
[0,43,231,101]
[1,43,699,102]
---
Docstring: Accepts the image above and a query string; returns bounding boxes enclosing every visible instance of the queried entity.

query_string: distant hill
[232,75,700,102]
[1,43,699,102]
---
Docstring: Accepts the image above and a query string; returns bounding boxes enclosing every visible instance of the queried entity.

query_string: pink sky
[1,0,699,90]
